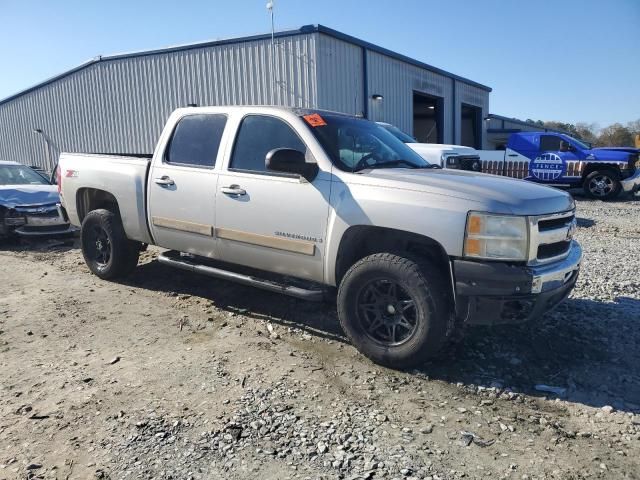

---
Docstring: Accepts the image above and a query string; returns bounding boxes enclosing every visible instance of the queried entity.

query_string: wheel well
[335,226,452,288]
[582,163,620,179]
[76,188,120,222]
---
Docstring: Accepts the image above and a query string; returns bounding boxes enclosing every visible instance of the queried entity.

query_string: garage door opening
[461,104,482,148]
[413,92,443,144]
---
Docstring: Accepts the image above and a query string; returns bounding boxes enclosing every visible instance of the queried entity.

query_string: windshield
[565,135,592,150]
[303,114,432,172]
[0,164,50,186]
[379,123,417,143]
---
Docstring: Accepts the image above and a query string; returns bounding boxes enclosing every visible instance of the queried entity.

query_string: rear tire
[337,253,452,369]
[81,209,140,280]
[583,169,621,200]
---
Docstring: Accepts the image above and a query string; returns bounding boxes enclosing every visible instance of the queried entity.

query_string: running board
[157,251,325,302]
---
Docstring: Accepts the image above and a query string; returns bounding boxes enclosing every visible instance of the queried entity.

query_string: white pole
[33,128,56,175]
[267,1,275,104]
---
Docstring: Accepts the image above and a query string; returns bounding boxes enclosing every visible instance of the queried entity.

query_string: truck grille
[528,210,576,265]
[16,204,60,218]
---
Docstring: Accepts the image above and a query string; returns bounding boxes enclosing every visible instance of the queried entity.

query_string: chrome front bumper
[531,241,582,293]
[621,169,640,193]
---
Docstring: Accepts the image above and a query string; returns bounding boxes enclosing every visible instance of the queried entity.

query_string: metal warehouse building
[0,24,491,172]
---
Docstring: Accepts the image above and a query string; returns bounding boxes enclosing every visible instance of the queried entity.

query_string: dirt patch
[1,197,639,479]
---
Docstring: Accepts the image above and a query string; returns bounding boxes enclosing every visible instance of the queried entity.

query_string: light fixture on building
[371,94,384,101]
[427,105,435,110]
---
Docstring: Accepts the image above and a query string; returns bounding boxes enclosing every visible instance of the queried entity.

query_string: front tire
[337,253,452,369]
[583,169,621,200]
[81,209,140,280]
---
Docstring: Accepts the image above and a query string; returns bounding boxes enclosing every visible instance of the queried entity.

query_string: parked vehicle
[58,107,582,368]
[377,122,482,171]
[477,132,640,200]
[0,160,75,238]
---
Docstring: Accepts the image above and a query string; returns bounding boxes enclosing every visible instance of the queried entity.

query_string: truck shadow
[127,259,640,413]
[125,259,346,342]
[421,296,640,413]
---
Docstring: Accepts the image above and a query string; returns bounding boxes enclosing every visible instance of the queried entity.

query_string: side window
[539,135,562,152]
[166,114,227,167]
[230,115,306,173]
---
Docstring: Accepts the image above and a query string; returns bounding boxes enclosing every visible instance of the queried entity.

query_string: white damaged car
[377,122,482,171]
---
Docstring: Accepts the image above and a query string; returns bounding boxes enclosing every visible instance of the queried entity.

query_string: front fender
[323,180,482,285]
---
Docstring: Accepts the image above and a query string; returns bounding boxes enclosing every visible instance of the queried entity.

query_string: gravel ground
[0,195,639,480]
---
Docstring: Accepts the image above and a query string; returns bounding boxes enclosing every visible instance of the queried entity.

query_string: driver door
[214,114,331,283]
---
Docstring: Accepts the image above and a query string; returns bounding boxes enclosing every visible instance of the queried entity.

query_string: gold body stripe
[152,216,214,236]
[216,227,316,256]
[152,218,315,255]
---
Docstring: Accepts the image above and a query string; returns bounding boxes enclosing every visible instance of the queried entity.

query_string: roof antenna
[267,0,275,105]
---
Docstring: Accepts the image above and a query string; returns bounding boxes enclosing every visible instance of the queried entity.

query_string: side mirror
[266,148,319,182]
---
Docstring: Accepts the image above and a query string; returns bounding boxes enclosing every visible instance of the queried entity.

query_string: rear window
[165,114,227,167]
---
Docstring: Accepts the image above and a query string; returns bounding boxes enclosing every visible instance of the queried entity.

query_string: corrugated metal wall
[365,50,454,142]
[315,34,363,116]
[0,33,318,170]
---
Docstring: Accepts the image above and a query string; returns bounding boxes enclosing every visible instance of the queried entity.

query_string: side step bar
[157,251,325,302]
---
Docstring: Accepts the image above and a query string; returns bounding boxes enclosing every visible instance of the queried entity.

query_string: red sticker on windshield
[303,113,327,127]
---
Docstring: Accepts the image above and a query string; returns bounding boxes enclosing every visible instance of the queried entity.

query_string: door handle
[221,185,246,196]
[154,176,175,186]
[507,154,518,157]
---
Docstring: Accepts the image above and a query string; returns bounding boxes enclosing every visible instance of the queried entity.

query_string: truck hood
[407,143,478,156]
[363,168,574,215]
[0,184,60,208]
[592,147,638,154]
[585,148,632,161]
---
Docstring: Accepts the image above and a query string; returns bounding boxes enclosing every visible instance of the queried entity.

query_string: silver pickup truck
[58,106,582,368]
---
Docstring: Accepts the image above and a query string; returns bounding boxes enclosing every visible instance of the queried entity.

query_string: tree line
[523,118,640,147]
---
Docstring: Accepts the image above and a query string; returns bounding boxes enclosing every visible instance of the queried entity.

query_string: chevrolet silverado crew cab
[58,107,582,368]
[478,132,640,200]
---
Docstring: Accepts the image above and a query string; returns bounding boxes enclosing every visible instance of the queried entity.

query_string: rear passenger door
[214,114,331,283]
[148,113,227,257]
[530,135,578,183]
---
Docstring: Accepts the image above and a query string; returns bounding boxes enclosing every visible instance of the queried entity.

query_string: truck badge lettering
[275,231,322,243]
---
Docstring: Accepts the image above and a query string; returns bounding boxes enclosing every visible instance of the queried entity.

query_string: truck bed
[58,152,153,244]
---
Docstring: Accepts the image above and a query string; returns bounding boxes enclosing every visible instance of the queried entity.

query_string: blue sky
[1,0,638,126]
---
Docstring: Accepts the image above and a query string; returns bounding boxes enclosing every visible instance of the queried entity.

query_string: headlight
[464,212,529,261]
[3,208,27,226]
